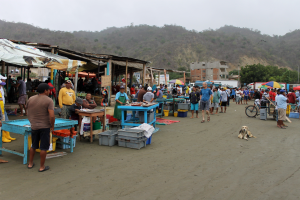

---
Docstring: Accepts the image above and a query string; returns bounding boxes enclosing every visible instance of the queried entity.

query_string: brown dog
[238,126,256,141]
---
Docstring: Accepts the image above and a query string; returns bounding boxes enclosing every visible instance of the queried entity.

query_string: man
[231,88,236,102]
[69,98,83,121]
[113,85,129,120]
[58,80,75,119]
[250,89,254,100]
[15,76,27,116]
[199,82,212,123]
[130,85,136,98]
[235,88,242,104]
[243,88,250,104]
[276,90,288,129]
[287,90,296,104]
[27,83,55,172]
[220,88,228,113]
[143,87,154,102]
[269,89,276,102]
[226,88,231,106]
[261,89,270,108]
[211,88,220,114]
[189,86,200,118]
[154,87,163,99]
[26,78,32,92]
[137,86,147,102]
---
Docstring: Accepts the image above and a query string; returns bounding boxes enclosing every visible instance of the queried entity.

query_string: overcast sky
[1,0,299,36]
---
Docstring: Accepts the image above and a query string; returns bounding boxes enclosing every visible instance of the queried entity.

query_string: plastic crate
[56,135,77,149]
[108,121,122,131]
[178,109,188,117]
[178,103,190,110]
[117,128,145,137]
[117,138,147,149]
[138,111,154,123]
[146,135,152,145]
[99,130,118,146]
[289,112,299,118]
[117,135,147,141]
[52,128,77,137]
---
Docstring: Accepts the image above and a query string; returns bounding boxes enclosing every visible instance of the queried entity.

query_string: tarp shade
[0,39,86,72]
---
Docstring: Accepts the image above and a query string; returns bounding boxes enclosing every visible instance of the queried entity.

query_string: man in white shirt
[235,88,242,104]
[220,88,228,113]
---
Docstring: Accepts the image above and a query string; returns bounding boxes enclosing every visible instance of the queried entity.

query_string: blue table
[178,96,190,99]
[155,99,166,118]
[0,118,78,164]
[118,104,159,128]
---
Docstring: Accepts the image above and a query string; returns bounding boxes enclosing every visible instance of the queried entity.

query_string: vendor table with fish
[0,118,78,164]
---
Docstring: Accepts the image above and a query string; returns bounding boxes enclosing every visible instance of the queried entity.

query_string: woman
[113,85,129,120]
[82,93,97,109]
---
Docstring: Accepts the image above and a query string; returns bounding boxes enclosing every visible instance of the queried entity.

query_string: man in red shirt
[287,90,296,104]
[130,85,136,97]
[269,89,276,101]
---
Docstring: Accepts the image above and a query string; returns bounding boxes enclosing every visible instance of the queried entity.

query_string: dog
[238,126,256,141]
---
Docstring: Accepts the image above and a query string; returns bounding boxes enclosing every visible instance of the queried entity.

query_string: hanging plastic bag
[80,117,90,135]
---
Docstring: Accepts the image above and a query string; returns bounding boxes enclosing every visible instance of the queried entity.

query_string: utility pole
[238,66,240,88]
[298,65,299,84]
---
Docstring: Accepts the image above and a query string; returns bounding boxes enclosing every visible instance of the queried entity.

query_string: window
[220,68,225,72]
[202,64,205,66]
[203,70,206,73]
[203,77,205,79]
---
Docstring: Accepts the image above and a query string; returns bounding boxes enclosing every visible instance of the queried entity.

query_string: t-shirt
[212,91,220,103]
[221,91,228,102]
[200,88,212,102]
[189,91,200,104]
[277,95,287,109]
[58,87,75,108]
[130,87,136,95]
[236,90,242,97]
[243,90,249,96]
[18,80,26,95]
[143,92,154,102]
[231,89,236,95]
[250,90,254,94]
[137,89,146,102]
[296,91,300,98]
[287,93,296,104]
[26,95,54,130]
[226,89,231,96]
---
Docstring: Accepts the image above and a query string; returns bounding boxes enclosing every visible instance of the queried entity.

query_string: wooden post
[74,67,79,96]
[27,67,30,80]
[1,61,4,75]
[130,68,133,86]
[164,69,167,84]
[20,67,23,80]
[125,60,128,93]
[184,72,186,85]
[142,64,146,86]
[150,68,153,86]
[97,62,100,80]
[158,71,160,86]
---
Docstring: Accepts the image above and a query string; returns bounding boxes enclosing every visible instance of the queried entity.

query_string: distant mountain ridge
[0,20,300,71]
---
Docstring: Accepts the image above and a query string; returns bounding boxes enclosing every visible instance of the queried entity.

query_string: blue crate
[126,113,132,121]
[289,112,299,119]
[56,135,77,149]
[146,135,152,145]
[178,111,188,117]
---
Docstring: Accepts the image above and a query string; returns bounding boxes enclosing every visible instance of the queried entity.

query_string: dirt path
[1,102,300,200]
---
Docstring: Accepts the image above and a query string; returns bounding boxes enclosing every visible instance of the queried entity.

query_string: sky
[0,0,299,36]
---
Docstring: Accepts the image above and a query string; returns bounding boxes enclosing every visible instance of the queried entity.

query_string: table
[118,104,159,128]
[0,118,78,164]
[165,98,185,116]
[155,99,166,118]
[78,109,105,143]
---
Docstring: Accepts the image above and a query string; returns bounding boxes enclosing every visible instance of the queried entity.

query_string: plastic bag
[80,117,90,135]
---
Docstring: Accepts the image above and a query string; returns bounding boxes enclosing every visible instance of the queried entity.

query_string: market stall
[0,119,77,164]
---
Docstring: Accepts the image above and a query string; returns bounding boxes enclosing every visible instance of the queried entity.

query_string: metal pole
[74,67,79,96]
[298,65,299,84]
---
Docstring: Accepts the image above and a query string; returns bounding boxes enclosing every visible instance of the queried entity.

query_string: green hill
[1,20,300,71]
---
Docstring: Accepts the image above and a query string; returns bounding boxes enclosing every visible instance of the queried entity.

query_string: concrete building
[190,61,229,82]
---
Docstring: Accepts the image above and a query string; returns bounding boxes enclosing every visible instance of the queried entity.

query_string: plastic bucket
[93,121,102,130]
[163,110,169,117]
[156,109,159,113]
[174,112,178,117]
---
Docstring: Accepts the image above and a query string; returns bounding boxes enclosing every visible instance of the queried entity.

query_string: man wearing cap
[276,90,288,129]
[14,76,27,116]
[58,80,76,119]
[26,83,55,172]
[69,97,83,121]
[143,87,154,102]
[113,85,129,120]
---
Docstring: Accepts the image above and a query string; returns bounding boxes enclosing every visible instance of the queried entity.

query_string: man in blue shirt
[243,88,250,104]
[199,82,212,123]
[276,90,288,129]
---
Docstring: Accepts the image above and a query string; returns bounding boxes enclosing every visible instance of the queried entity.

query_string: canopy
[293,86,300,90]
[169,79,184,85]
[67,72,96,78]
[0,39,86,72]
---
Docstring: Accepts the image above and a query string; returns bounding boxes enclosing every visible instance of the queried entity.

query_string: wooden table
[78,109,105,143]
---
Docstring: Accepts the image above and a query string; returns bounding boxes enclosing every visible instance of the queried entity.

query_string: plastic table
[155,99,166,118]
[0,118,78,165]
[118,104,159,128]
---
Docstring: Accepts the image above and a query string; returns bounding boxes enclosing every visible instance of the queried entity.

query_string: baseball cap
[147,87,152,91]
[65,80,72,84]
[265,89,269,91]
[65,77,69,80]
[280,89,285,93]
[75,97,83,105]
[0,75,7,80]
[37,83,53,93]
[120,85,125,89]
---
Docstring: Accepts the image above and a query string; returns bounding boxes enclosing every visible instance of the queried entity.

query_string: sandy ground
[1,101,300,200]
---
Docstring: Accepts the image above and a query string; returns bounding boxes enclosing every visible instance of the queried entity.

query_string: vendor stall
[0,118,77,164]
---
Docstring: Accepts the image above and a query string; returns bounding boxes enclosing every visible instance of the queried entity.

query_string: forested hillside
[1,20,300,71]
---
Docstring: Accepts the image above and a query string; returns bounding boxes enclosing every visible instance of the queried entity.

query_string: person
[69,98,83,121]
[235,88,242,104]
[130,85,136,98]
[250,89,254,100]
[199,82,212,123]
[211,88,220,115]
[240,88,244,104]
[176,85,182,95]
[58,80,76,119]
[243,88,249,104]
[137,86,147,102]
[61,77,75,90]
[113,85,129,120]
[276,90,288,129]
[220,88,228,113]
[231,88,236,102]
[26,78,32,92]
[45,79,56,98]
[154,87,163,99]
[82,93,97,109]
[186,85,190,96]
[296,90,300,98]
[143,87,154,102]
[269,89,276,101]
[189,86,200,118]
[27,83,55,172]
[287,90,296,104]
[15,76,27,116]
[226,88,231,106]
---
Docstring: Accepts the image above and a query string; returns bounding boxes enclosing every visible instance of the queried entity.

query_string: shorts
[31,128,50,151]
[236,96,241,102]
[244,96,249,100]
[18,95,27,105]
[278,108,286,121]
[191,103,199,111]
[221,101,227,107]
[200,100,210,111]
[211,102,219,108]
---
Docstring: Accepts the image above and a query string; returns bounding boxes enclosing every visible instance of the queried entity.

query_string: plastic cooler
[178,103,190,110]
[99,130,118,146]
[108,121,122,130]
[138,111,154,123]
[289,112,299,118]
[178,109,188,117]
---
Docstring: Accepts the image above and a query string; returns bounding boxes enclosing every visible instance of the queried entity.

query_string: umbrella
[169,79,184,85]
[262,81,282,88]
[258,85,271,89]
[293,86,300,90]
